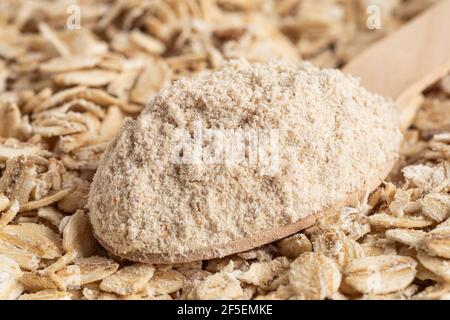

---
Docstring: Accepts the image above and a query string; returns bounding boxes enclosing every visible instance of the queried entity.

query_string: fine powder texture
[88,60,402,262]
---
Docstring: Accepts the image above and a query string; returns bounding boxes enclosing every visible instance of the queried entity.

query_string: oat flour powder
[88,60,402,262]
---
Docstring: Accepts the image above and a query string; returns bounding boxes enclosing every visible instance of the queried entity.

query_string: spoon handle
[343,0,450,108]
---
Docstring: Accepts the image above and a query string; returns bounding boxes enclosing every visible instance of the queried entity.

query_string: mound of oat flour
[88,60,401,263]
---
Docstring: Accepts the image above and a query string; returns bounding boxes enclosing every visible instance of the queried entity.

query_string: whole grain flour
[88,60,402,262]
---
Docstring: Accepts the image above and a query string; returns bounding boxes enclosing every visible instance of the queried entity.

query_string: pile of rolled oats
[0,0,448,300]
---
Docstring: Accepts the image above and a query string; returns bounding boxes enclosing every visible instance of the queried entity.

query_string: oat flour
[88,60,401,262]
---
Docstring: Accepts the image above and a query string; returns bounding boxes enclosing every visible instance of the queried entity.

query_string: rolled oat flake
[88,60,401,263]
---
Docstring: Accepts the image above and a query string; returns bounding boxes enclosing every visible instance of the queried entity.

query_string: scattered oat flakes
[413,99,450,136]
[0,223,62,259]
[238,257,289,289]
[0,200,19,228]
[422,227,450,259]
[385,229,427,248]
[413,283,450,300]
[361,284,419,300]
[130,30,166,55]
[388,189,412,217]
[0,194,10,212]
[54,70,118,87]
[18,289,72,300]
[343,255,417,295]
[288,252,341,300]
[20,270,65,292]
[0,156,37,204]
[19,188,71,212]
[82,283,119,300]
[421,193,450,222]
[276,234,312,258]
[186,262,244,300]
[312,230,365,270]
[416,250,450,282]
[148,269,185,296]
[100,263,155,296]
[130,59,171,105]
[369,213,434,229]
[402,163,449,192]
[37,207,65,228]
[56,256,119,288]
[40,55,102,73]
[0,255,23,300]
[254,284,294,300]
[0,239,40,270]
[61,210,98,259]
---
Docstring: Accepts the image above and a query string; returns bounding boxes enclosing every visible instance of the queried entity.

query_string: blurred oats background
[0,0,449,300]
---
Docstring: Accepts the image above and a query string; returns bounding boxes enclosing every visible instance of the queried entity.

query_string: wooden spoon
[105,0,450,264]
[343,0,450,130]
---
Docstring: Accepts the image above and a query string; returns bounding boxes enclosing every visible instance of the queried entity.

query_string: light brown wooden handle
[343,0,450,106]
